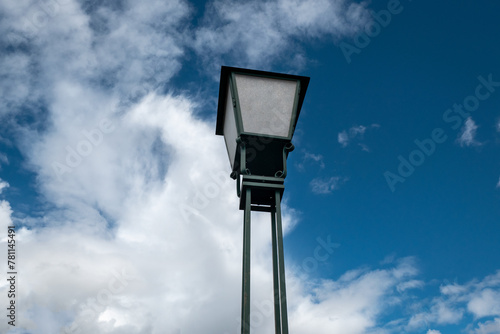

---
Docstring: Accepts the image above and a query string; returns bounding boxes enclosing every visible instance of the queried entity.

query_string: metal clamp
[275,142,295,178]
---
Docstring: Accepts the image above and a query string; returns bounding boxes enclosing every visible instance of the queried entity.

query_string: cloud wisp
[192,0,371,72]
[309,176,346,194]
[338,124,379,150]
[0,179,9,194]
[457,117,481,147]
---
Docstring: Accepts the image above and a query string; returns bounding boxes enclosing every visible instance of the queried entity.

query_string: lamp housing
[216,66,309,178]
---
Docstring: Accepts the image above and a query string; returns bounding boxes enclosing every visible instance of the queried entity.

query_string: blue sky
[1,0,500,333]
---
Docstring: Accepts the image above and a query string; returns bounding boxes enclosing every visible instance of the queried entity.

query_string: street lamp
[216,66,310,334]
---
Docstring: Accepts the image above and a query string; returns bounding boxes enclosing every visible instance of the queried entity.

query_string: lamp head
[216,66,310,177]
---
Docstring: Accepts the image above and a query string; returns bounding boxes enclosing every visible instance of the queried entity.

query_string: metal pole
[241,188,251,334]
[271,206,282,334]
[275,190,289,334]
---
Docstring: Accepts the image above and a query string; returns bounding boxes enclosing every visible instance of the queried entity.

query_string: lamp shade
[216,66,310,172]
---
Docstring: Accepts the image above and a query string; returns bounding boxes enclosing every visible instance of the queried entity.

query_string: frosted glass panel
[223,86,238,168]
[235,74,297,138]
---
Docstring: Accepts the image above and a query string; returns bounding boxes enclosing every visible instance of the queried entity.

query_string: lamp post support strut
[241,188,251,334]
[240,184,289,334]
[271,207,282,334]
[274,189,289,334]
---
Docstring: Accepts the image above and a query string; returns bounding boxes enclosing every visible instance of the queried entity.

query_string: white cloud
[338,124,379,149]
[310,176,344,194]
[457,117,481,147]
[0,0,189,119]
[407,271,500,333]
[305,152,325,166]
[0,152,8,168]
[193,0,371,71]
[468,289,500,318]
[496,176,500,188]
[469,318,500,334]
[350,125,367,136]
[289,257,420,333]
[440,283,468,295]
[0,179,8,194]
[407,299,463,330]
[434,299,464,324]
[358,143,370,152]
[310,178,335,194]
[427,330,442,334]
[396,279,425,292]
[0,1,214,329]
[338,130,349,147]
[0,199,13,233]
[296,151,325,171]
